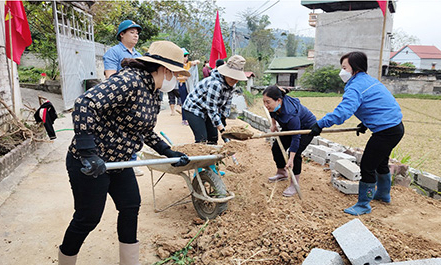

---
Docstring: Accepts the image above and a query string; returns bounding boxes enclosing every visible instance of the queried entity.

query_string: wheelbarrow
[105,149,235,220]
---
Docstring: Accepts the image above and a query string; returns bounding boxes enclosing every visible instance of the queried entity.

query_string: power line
[249,0,271,17]
[255,0,280,17]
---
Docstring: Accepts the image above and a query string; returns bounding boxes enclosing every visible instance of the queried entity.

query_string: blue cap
[181,47,189,56]
[117,20,142,40]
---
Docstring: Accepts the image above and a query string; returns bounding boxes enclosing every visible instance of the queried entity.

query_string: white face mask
[159,71,177,93]
[339,69,353,83]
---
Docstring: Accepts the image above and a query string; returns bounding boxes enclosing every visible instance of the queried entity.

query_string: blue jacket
[270,96,316,153]
[317,72,402,133]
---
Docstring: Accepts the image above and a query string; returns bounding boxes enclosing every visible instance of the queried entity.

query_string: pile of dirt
[154,137,441,264]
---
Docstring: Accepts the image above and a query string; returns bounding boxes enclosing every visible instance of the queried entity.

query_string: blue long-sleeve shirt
[317,72,402,133]
[270,96,316,153]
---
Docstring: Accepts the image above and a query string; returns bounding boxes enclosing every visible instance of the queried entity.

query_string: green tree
[150,1,226,61]
[91,0,159,47]
[23,1,58,79]
[300,65,345,93]
[286,33,298,57]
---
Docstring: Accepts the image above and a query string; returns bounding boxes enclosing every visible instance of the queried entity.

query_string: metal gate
[53,2,96,110]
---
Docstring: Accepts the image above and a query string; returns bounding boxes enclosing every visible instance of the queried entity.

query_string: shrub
[18,66,46,83]
[299,65,345,93]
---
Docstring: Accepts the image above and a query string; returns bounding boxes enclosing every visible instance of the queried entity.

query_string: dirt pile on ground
[154,137,441,264]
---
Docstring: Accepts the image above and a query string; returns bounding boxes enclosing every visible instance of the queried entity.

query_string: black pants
[178,83,188,121]
[360,122,405,183]
[184,109,226,144]
[272,134,314,175]
[168,89,180,105]
[60,152,141,256]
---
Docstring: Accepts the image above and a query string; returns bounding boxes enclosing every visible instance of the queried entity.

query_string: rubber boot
[268,168,288,182]
[209,164,225,176]
[58,248,77,265]
[283,174,300,197]
[120,241,140,265]
[344,181,376,216]
[374,173,391,203]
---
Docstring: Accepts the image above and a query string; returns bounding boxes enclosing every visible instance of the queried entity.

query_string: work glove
[163,148,190,167]
[309,122,322,136]
[78,149,106,178]
[220,128,230,143]
[356,122,368,136]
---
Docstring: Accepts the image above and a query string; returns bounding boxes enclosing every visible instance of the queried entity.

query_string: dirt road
[1,89,441,264]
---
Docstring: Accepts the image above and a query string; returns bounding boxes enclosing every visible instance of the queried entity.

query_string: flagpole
[377,0,388,79]
[8,8,16,113]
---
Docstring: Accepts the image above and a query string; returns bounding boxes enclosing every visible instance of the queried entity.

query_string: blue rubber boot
[344,181,376,216]
[373,173,391,203]
[209,165,225,176]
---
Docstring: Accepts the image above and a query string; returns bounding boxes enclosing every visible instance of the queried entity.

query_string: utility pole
[231,22,236,55]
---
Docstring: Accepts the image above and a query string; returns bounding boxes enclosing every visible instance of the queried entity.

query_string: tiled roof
[393,45,441,59]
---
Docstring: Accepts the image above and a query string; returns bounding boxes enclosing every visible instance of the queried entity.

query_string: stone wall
[382,76,441,94]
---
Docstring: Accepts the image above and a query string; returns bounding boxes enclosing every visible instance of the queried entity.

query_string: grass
[247,92,441,177]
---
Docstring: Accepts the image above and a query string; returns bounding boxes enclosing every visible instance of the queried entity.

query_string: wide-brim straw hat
[137,41,190,76]
[218,55,247,81]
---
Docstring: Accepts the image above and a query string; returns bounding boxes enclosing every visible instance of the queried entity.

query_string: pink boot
[268,168,288,182]
[283,174,300,197]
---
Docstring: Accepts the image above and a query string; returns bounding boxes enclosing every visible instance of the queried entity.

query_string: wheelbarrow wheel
[192,169,227,220]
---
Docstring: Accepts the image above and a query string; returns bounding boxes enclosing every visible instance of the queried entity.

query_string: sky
[216,0,441,50]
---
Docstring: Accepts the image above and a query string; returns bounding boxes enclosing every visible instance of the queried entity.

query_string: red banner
[5,0,32,64]
[209,11,227,69]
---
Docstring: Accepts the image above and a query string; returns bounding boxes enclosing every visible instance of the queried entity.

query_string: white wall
[391,46,421,68]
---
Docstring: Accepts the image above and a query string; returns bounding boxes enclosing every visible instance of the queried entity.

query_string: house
[264,57,313,87]
[390,45,441,72]
[301,0,396,79]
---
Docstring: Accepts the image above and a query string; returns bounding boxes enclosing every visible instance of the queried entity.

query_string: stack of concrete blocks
[333,219,391,265]
[242,110,270,132]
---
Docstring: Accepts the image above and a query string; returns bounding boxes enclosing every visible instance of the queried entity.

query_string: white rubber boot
[283,174,300,197]
[120,241,140,265]
[268,168,288,182]
[58,248,77,265]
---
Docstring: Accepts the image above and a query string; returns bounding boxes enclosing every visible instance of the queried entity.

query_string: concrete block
[329,152,356,163]
[344,148,363,164]
[332,219,391,265]
[302,248,344,265]
[328,142,347,152]
[334,159,361,181]
[310,136,319,145]
[408,167,421,183]
[311,154,328,166]
[311,145,334,159]
[302,146,314,158]
[417,172,441,192]
[331,170,341,179]
[332,177,359,194]
[329,161,335,170]
[318,137,334,147]
[382,258,441,264]
[433,193,441,200]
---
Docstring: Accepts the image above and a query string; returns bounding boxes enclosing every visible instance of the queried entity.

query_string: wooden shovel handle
[253,127,358,139]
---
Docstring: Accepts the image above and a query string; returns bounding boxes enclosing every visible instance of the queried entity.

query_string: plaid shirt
[182,69,234,127]
[69,67,167,162]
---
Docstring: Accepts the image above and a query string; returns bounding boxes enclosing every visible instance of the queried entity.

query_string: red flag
[5,0,32,64]
[209,11,227,69]
[377,0,388,16]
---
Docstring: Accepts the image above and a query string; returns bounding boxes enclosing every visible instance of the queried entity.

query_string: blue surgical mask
[273,104,281,112]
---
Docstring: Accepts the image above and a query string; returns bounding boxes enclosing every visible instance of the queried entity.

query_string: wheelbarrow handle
[105,155,223,170]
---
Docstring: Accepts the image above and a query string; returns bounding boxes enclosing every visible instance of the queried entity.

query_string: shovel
[222,127,358,141]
